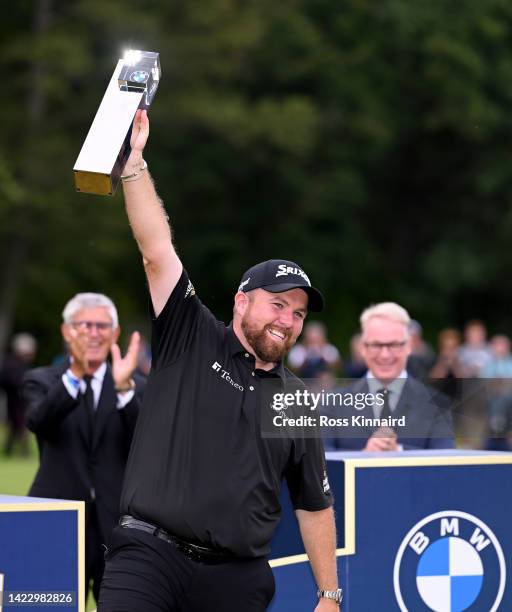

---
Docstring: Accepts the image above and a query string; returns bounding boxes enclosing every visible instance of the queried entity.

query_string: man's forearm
[121,109,176,266]
[122,167,183,315]
[122,167,172,263]
[121,110,183,315]
[296,507,338,591]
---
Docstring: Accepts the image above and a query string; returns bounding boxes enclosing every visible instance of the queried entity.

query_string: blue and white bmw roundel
[130,70,149,84]
[394,511,506,612]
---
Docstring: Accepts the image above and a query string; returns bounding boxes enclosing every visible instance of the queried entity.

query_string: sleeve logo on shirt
[322,470,331,494]
[185,281,195,299]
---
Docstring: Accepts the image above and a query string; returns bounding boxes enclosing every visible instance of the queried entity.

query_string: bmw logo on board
[393,511,506,611]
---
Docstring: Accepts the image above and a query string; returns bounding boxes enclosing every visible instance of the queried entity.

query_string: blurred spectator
[455,321,494,446]
[308,358,337,393]
[136,333,152,376]
[406,320,436,381]
[480,335,512,379]
[288,321,341,378]
[0,333,37,456]
[458,319,492,377]
[343,333,367,379]
[478,336,512,451]
[482,378,512,451]
[430,328,464,399]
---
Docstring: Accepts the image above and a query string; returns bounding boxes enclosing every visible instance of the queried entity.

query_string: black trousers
[98,526,275,612]
[86,503,106,604]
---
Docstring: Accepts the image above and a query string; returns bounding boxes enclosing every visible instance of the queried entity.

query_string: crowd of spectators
[2,317,512,454]
[287,318,512,451]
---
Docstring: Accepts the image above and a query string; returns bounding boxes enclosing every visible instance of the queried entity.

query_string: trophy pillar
[73,50,161,196]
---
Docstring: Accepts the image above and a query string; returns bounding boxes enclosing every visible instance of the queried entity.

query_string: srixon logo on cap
[275,264,311,286]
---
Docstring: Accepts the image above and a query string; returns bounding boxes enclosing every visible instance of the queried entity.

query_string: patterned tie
[378,388,391,420]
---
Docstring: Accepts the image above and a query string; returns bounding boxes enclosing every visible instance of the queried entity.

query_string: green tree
[3,0,512,363]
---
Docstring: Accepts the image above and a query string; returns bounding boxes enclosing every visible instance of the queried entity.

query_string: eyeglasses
[70,321,114,332]
[364,341,407,353]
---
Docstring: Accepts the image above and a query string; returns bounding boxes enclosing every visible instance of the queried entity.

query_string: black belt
[119,515,239,565]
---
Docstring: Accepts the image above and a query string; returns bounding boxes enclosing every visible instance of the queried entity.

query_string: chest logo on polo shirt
[211,361,244,392]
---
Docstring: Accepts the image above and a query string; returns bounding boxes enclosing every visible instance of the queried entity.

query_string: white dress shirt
[62,361,134,408]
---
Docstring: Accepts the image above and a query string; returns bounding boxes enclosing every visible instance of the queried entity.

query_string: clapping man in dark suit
[324,302,454,452]
[24,292,145,604]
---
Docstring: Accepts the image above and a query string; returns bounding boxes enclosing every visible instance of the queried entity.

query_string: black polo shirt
[120,269,332,558]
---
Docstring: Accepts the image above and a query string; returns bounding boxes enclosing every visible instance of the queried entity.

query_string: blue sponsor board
[269,451,512,612]
[0,497,84,612]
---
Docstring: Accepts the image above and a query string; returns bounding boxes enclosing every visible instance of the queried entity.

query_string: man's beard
[241,316,294,364]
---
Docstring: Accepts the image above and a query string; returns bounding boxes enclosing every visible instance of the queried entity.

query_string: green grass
[0,455,38,495]
[0,430,38,495]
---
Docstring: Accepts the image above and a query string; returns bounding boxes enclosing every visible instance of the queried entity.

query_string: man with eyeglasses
[23,292,146,604]
[324,302,454,452]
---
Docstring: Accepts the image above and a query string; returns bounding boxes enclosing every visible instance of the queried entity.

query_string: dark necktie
[83,375,95,443]
[378,388,391,420]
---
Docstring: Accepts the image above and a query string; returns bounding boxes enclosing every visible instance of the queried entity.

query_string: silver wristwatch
[317,588,343,605]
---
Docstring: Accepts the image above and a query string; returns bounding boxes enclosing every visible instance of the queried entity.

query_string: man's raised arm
[121,109,182,316]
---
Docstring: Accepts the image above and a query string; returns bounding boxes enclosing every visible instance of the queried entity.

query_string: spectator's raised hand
[111,331,141,390]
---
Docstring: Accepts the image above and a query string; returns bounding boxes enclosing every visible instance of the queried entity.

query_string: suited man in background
[24,293,145,604]
[324,302,454,451]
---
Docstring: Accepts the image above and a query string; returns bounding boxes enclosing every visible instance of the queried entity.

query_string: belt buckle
[155,527,172,545]
[185,544,203,563]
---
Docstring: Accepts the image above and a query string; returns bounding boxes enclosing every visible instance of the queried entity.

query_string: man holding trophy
[89,54,341,612]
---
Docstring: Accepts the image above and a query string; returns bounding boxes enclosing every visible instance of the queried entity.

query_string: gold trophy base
[74,171,114,196]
